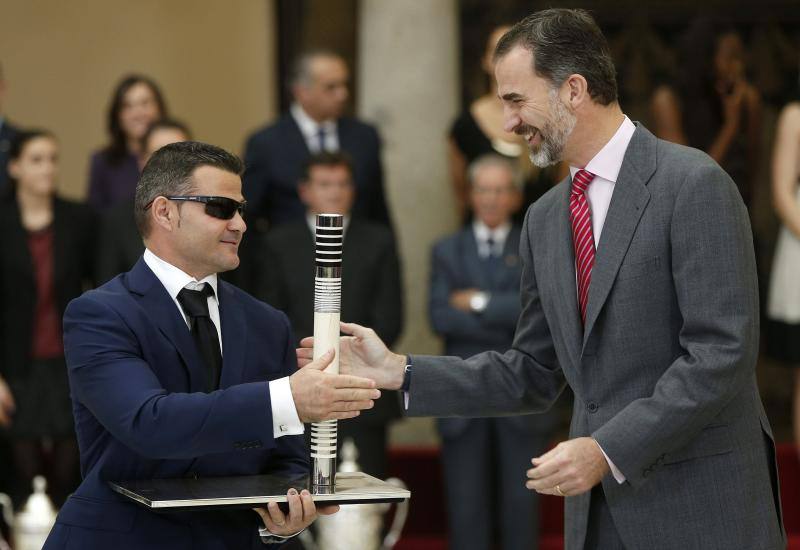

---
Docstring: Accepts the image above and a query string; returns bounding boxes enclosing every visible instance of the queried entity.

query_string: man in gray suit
[299,8,785,549]
[430,154,556,550]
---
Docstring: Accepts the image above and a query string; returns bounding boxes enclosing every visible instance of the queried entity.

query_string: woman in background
[650,18,762,208]
[0,130,95,506]
[86,74,167,211]
[767,101,800,456]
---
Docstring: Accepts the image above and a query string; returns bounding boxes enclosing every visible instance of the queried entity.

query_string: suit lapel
[126,259,207,391]
[218,281,247,389]
[496,227,521,289]
[285,115,312,156]
[548,180,583,366]
[582,125,656,349]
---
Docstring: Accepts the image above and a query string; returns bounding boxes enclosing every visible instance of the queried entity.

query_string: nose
[502,107,520,134]
[229,211,247,234]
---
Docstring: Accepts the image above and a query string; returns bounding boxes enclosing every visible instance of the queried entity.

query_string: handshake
[287,322,406,423]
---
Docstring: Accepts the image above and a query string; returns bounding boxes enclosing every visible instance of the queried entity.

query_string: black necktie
[316,127,327,151]
[177,285,222,391]
[486,236,497,258]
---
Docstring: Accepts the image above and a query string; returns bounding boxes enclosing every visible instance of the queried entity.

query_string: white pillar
[357,0,460,445]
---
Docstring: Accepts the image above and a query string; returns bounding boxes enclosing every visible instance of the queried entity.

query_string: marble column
[357,0,460,445]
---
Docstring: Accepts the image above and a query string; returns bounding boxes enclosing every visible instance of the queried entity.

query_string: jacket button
[587,402,598,413]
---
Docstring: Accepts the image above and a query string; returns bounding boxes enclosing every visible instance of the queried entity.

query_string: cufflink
[279,425,288,433]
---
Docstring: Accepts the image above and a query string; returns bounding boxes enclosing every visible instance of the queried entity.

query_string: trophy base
[110,472,410,512]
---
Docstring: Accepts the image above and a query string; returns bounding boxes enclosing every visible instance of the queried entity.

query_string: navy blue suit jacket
[44,258,307,550]
[429,226,556,438]
[243,114,389,227]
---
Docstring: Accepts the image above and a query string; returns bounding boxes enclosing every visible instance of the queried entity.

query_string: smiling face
[496,46,576,167]
[9,136,59,198]
[119,82,162,142]
[170,166,246,278]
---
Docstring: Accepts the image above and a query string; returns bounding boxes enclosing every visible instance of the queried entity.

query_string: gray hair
[134,141,243,238]
[289,49,345,88]
[494,8,618,105]
[467,154,522,191]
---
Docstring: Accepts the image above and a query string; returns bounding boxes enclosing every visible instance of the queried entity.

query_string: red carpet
[387,443,800,550]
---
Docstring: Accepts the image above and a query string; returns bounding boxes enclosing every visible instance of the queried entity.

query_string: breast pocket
[617,255,662,281]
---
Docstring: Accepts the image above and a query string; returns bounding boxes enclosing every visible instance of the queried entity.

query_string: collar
[291,103,337,141]
[143,248,218,301]
[569,115,636,183]
[472,219,511,244]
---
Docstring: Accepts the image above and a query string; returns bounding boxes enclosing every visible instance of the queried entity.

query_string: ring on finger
[555,484,567,497]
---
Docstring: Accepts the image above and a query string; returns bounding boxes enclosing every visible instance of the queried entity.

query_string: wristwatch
[469,291,490,312]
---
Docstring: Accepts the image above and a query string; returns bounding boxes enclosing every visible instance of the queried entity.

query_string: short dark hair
[104,74,168,165]
[9,129,56,162]
[300,151,354,183]
[494,9,618,105]
[134,141,243,238]
[141,118,193,153]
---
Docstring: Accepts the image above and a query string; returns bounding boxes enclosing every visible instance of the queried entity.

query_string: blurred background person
[94,118,191,284]
[0,62,20,195]
[86,74,167,211]
[767,99,800,456]
[243,49,389,230]
[0,129,95,507]
[429,154,556,550]
[650,18,762,210]
[257,151,402,478]
[448,25,562,225]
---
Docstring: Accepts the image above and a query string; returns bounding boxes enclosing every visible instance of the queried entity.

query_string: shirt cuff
[269,377,304,439]
[594,440,626,483]
[259,526,305,544]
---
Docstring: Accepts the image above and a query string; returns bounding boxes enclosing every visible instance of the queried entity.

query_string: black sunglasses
[145,195,247,220]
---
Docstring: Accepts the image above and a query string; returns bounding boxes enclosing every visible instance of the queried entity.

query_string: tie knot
[177,285,214,318]
[571,169,595,195]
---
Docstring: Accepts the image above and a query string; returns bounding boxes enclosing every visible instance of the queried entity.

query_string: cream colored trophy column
[357,0,460,444]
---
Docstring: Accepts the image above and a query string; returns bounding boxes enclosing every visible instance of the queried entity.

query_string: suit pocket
[57,495,137,532]
[617,256,661,281]
[663,423,733,465]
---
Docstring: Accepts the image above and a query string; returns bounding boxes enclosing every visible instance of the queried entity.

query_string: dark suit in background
[0,119,19,195]
[243,114,389,228]
[0,197,95,504]
[95,199,143,284]
[429,225,556,550]
[258,219,402,478]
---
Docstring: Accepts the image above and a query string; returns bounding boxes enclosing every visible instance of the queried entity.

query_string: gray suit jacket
[408,125,785,549]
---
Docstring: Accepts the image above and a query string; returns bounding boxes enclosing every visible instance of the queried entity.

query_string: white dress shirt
[291,103,339,153]
[143,249,303,439]
[568,115,636,484]
[472,219,511,259]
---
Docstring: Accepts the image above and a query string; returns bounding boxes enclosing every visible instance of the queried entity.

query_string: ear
[6,159,19,181]
[150,196,176,232]
[297,181,311,206]
[561,74,589,109]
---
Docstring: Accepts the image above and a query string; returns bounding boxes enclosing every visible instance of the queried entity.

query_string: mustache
[515,124,539,136]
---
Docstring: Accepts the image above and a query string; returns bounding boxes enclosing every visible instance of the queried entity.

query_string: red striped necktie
[570,169,596,325]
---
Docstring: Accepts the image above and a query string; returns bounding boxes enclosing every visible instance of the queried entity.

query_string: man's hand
[289,348,381,423]
[254,488,339,537]
[0,377,15,428]
[525,437,610,497]
[296,323,407,390]
[449,288,479,312]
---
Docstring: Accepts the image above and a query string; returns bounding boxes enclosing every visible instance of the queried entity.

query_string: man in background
[258,151,402,479]
[430,154,556,550]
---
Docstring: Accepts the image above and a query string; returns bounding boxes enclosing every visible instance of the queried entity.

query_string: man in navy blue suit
[44,141,381,549]
[243,50,389,230]
[429,155,556,550]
